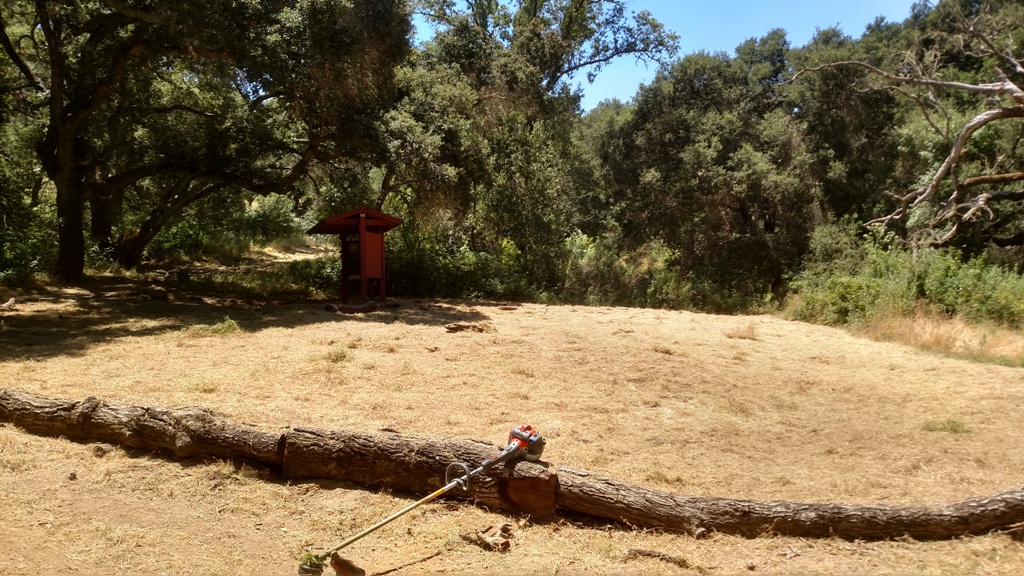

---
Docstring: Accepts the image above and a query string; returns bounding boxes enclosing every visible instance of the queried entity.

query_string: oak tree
[1,0,410,278]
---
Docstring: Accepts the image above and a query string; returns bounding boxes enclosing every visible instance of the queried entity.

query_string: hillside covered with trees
[3,0,1024,327]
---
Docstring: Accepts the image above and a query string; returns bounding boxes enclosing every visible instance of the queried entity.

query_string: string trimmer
[298,424,545,576]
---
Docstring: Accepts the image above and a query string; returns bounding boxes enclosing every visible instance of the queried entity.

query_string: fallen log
[0,388,556,517]
[557,467,1024,540]
[282,426,557,518]
[0,387,283,464]
[2,388,1023,540]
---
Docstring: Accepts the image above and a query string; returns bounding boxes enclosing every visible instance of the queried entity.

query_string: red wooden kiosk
[306,207,403,303]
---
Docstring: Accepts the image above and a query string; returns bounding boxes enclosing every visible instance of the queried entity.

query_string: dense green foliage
[3,0,1024,328]
[2,0,411,280]
[791,223,1024,328]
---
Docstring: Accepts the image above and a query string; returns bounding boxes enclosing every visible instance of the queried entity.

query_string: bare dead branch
[967,21,1024,78]
[798,61,1024,102]
[913,106,1024,208]
[961,172,1024,188]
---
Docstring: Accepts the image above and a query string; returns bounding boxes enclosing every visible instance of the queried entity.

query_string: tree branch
[987,189,1024,202]
[868,106,1024,229]
[67,42,148,129]
[961,172,1024,188]
[97,0,169,25]
[966,21,1024,79]
[916,107,1024,207]
[797,60,1024,102]
[147,104,220,118]
[0,10,44,91]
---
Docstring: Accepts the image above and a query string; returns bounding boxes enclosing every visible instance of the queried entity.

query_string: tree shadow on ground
[0,275,492,362]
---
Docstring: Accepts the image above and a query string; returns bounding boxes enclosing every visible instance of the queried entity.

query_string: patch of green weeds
[922,419,971,434]
[325,349,349,363]
[182,315,243,337]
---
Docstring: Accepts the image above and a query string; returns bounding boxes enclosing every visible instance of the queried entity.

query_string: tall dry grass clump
[859,310,1024,367]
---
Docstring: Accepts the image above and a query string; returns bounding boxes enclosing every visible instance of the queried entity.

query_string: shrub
[385,226,535,300]
[789,224,1024,328]
[282,256,343,295]
[562,229,700,310]
[144,193,302,264]
[182,315,243,336]
[231,194,302,245]
[0,194,58,284]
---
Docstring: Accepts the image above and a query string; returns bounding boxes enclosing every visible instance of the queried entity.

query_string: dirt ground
[1,275,1022,575]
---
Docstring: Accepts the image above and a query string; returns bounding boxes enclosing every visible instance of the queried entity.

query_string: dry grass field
[1,273,1023,575]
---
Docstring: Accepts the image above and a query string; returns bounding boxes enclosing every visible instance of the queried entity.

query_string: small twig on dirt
[780,545,802,558]
[624,548,691,568]
[993,522,1024,541]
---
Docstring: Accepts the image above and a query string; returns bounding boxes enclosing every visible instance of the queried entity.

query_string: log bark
[3,388,1023,540]
[283,427,556,517]
[0,388,556,517]
[0,388,284,464]
[557,467,1024,540]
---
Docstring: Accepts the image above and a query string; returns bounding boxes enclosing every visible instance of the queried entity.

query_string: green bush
[282,256,343,295]
[144,193,302,264]
[0,195,58,284]
[231,194,302,245]
[919,249,1024,327]
[790,224,1024,328]
[144,217,206,263]
[561,229,697,309]
[385,226,535,300]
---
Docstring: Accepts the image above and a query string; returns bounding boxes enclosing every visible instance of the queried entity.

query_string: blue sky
[582,0,920,110]
[414,1,921,111]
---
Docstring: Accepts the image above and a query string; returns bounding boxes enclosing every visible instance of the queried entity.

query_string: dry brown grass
[1,276,1023,574]
[859,310,1024,367]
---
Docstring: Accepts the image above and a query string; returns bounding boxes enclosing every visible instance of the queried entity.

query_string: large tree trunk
[55,180,86,282]
[109,179,229,269]
[89,192,123,252]
[2,387,1022,541]
[0,388,555,517]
